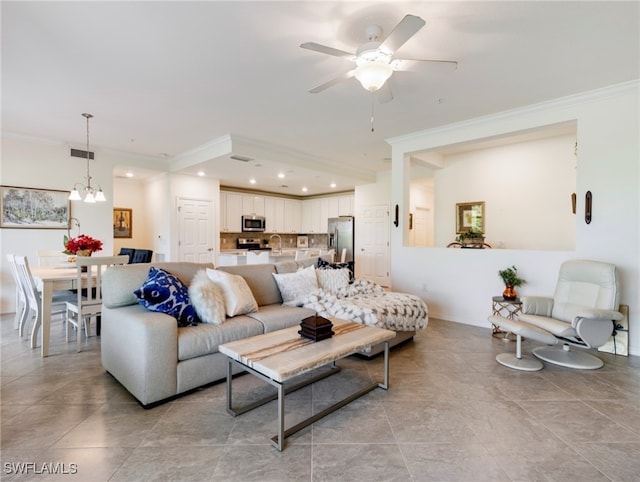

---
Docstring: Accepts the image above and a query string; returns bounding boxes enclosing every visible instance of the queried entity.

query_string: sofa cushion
[317,258,355,281]
[102,262,213,308]
[316,268,350,294]
[272,265,318,306]
[134,267,200,327]
[178,315,263,361]
[246,304,316,333]
[189,270,226,324]
[206,268,258,317]
[274,255,334,275]
[217,264,283,306]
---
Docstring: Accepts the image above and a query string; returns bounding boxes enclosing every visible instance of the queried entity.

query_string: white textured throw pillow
[272,265,318,306]
[189,270,226,324]
[206,268,258,317]
[316,268,350,294]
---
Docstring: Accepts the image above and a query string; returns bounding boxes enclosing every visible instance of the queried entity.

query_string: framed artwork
[113,207,132,238]
[456,201,485,234]
[0,185,70,229]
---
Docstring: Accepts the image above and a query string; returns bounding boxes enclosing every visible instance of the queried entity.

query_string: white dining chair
[14,255,78,346]
[6,254,29,334]
[14,255,45,346]
[65,255,128,352]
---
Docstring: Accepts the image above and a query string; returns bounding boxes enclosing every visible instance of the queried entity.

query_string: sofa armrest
[574,308,623,323]
[101,304,178,406]
[521,296,554,316]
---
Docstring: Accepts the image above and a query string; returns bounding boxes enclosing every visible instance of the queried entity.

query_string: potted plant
[498,265,526,300]
[456,229,485,246]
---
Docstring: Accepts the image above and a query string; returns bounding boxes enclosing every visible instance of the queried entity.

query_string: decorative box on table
[299,315,334,341]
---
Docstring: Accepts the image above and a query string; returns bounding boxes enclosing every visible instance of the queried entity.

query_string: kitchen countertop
[219,248,328,256]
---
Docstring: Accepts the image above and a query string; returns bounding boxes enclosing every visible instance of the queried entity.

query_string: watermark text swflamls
[4,462,78,475]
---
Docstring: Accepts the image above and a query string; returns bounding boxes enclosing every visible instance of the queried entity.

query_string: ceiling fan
[301,14,457,101]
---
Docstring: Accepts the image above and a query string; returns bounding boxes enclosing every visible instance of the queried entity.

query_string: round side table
[491,296,522,341]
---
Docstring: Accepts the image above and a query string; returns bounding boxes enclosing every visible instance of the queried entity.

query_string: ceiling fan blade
[378,81,393,104]
[300,42,355,59]
[309,70,356,93]
[394,58,458,73]
[380,14,426,54]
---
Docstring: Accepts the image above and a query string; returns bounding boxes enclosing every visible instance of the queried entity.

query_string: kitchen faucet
[269,234,282,253]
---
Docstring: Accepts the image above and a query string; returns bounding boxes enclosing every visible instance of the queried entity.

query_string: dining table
[30,264,94,357]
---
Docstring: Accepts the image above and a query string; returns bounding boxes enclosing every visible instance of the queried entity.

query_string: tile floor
[1,313,639,481]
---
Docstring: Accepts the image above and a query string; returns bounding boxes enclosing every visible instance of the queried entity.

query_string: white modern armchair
[489,259,622,371]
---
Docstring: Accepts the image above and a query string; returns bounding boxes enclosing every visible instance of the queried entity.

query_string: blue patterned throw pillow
[134,267,200,326]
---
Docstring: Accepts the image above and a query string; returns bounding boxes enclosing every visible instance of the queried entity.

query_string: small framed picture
[113,207,132,238]
[456,201,485,234]
[0,185,70,229]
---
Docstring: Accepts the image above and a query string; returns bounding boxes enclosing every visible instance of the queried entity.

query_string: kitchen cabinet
[301,199,317,233]
[242,194,265,216]
[301,198,329,233]
[327,197,340,218]
[284,199,301,233]
[221,192,243,232]
[338,194,354,216]
[264,197,286,233]
[220,191,350,234]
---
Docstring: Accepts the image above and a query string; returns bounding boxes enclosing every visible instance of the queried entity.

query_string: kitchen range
[236,238,270,250]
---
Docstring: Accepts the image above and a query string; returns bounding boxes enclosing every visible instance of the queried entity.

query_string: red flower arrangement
[63,234,103,255]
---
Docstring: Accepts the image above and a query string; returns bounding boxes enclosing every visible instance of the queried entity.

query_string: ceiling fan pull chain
[370,92,375,132]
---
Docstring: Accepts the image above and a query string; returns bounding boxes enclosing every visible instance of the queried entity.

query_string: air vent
[70,148,94,160]
[230,154,253,162]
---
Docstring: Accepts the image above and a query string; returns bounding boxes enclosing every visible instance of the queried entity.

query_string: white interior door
[414,206,432,247]
[357,203,390,287]
[178,198,214,263]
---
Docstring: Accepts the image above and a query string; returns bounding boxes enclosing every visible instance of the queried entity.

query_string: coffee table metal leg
[379,341,389,389]
[276,383,285,451]
[226,358,233,414]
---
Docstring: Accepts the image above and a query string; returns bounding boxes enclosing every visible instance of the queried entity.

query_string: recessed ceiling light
[125,172,134,178]
[249,178,256,185]
[278,173,285,179]
[197,171,205,177]
[301,187,308,192]
[330,182,337,188]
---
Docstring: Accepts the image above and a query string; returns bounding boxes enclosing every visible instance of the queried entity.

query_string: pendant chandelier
[68,113,106,203]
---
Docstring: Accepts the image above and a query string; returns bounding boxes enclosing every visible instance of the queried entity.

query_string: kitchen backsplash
[220,233,328,250]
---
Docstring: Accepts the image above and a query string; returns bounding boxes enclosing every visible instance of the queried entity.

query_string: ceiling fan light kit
[354,61,394,92]
[301,14,457,122]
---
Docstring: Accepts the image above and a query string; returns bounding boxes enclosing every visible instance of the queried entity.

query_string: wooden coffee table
[219,318,395,451]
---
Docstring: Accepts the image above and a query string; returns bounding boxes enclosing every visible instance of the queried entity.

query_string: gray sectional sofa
[101,261,316,407]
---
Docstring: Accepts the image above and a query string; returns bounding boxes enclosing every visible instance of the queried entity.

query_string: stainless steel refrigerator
[327,216,354,263]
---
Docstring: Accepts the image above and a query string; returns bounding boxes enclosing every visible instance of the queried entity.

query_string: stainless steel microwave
[242,215,266,232]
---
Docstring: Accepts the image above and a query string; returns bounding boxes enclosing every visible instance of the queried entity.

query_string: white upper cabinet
[338,194,354,216]
[221,192,243,232]
[220,191,352,234]
[327,197,340,219]
[242,195,265,216]
[284,199,301,233]
[264,197,285,233]
[301,199,319,233]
